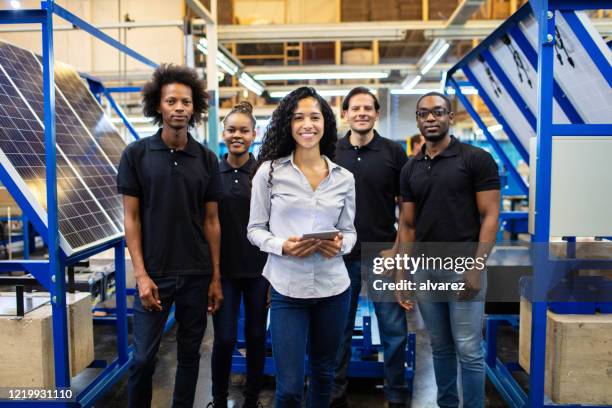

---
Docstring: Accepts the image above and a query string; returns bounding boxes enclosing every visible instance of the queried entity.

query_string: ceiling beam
[185,0,215,25]
[447,0,487,26]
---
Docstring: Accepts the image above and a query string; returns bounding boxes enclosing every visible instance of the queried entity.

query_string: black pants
[128,274,210,408]
[211,276,269,403]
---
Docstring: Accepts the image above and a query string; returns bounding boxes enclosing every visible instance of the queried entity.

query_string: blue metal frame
[448,77,528,195]
[0,1,169,405]
[561,11,612,87]
[480,49,538,132]
[79,75,142,142]
[448,1,612,407]
[462,66,530,162]
[507,26,584,124]
[102,89,141,141]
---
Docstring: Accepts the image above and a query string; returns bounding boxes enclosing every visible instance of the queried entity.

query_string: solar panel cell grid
[53,62,126,166]
[0,41,122,253]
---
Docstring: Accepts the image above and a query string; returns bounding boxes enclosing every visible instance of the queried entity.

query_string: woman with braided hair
[247,87,357,408]
[208,102,268,408]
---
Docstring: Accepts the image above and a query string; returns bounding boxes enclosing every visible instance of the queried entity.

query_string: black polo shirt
[335,130,407,259]
[117,128,222,276]
[400,136,500,242]
[218,153,267,278]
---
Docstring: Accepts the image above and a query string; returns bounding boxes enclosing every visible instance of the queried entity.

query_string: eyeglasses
[415,108,449,119]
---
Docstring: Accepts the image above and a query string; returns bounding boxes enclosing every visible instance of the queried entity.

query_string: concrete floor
[90,307,520,408]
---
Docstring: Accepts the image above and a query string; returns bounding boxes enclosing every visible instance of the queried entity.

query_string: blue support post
[486,318,498,367]
[41,0,71,389]
[114,240,129,364]
[103,90,140,141]
[529,3,556,407]
[462,66,530,162]
[106,86,143,93]
[480,49,538,131]
[552,124,612,136]
[0,9,46,24]
[449,78,528,195]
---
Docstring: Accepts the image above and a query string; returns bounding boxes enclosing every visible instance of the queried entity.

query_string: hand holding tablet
[301,230,340,240]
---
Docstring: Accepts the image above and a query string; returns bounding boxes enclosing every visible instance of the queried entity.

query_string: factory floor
[91,307,524,408]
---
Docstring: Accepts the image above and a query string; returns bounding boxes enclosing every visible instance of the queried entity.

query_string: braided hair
[222,100,256,129]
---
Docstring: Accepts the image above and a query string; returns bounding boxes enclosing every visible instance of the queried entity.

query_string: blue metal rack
[447,1,612,407]
[0,1,161,406]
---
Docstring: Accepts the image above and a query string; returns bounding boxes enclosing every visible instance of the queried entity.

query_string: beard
[351,122,374,135]
[423,133,446,143]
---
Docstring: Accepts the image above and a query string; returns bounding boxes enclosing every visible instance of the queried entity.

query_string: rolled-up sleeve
[336,173,357,255]
[247,162,285,256]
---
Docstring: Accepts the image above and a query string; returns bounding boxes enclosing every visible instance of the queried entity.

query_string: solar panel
[0,42,124,232]
[53,61,126,166]
[465,60,536,150]
[0,41,123,254]
[520,12,612,124]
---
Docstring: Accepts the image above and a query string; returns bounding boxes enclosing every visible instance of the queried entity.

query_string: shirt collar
[277,152,342,172]
[149,128,199,157]
[220,153,256,173]
[338,130,383,151]
[415,135,459,160]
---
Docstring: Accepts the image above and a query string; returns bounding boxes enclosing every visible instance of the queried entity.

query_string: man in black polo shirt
[332,87,409,408]
[117,64,223,408]
[396,92,500,408]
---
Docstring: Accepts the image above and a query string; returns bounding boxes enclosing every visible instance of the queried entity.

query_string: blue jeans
[270,287,350,408]
[211,276,269,403]
[372,298,409,403]
[332,259,362,399]
[128,274,210,408]
[416,270,487,408]
[334,259,409,403]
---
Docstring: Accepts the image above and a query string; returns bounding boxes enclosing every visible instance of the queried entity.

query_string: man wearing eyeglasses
[394,92,500,408]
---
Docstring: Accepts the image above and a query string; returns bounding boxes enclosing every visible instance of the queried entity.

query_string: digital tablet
[301,230,340,240]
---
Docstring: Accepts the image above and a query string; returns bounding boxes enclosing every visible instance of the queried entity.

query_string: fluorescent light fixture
[197,39,239,76]
[401,75,422,90]
[420,42,450,75]
[475,124,503,136]
[269,88,377,99]
[10,0,20,9]
[239,72,264,96]
[253,72,389,81]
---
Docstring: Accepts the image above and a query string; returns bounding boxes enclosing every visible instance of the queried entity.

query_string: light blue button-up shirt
[247,153,357,298]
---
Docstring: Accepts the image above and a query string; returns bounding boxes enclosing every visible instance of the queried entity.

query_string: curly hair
[255,87,337,185]
[142,63,209,127]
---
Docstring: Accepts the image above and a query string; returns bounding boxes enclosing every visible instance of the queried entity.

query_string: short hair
[410,134,423,150]
[142,63,209,127]
[342,86,380,111]
[416,91,451,111]
[223,100,256,129]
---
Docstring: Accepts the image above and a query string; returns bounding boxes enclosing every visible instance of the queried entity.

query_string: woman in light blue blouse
[247,87,356,408]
